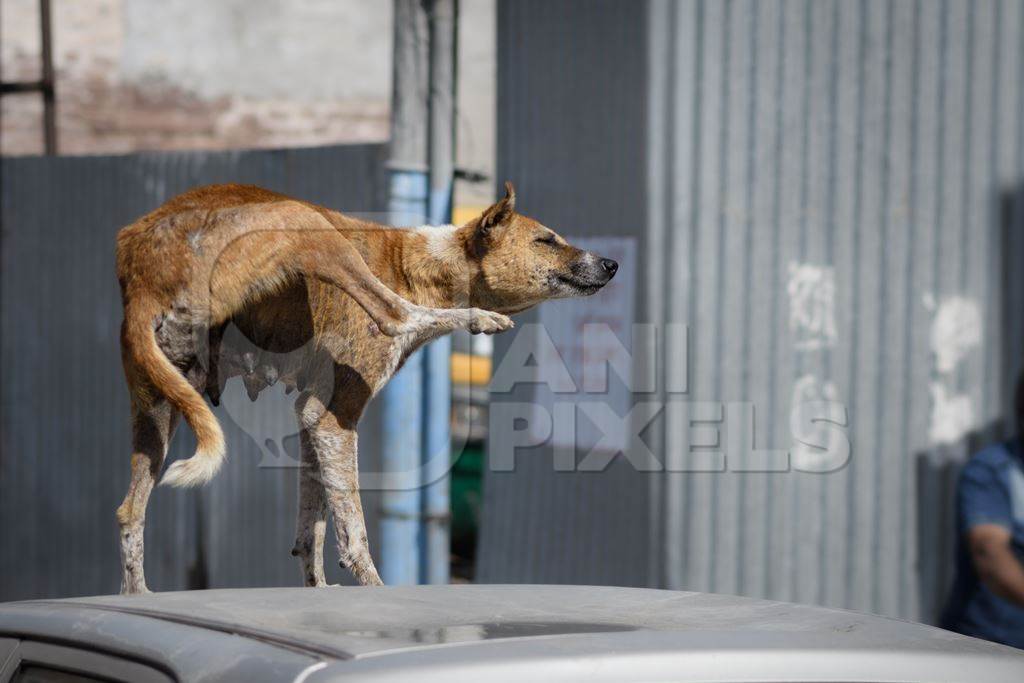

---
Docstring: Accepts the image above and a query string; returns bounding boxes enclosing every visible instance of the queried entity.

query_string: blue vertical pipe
[384,0,454,586]
[420,0,457,585]
[380,168,427,585]
[421,188,453,585]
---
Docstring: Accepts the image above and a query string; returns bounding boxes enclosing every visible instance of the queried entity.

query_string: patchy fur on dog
[115,181,618,593]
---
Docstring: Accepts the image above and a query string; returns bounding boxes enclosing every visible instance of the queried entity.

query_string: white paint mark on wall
[928,382,976,445]
[925,294,982,444]
[929,295,982,374]
[787,262,837,351]
[790,374,846,471]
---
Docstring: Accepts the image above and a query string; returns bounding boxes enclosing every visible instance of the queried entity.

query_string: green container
[450,445,484,549]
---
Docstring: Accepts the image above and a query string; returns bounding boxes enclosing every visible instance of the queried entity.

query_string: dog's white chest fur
[416,224,459,262]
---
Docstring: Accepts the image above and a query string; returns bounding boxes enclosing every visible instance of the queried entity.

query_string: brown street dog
[115,181,618,594]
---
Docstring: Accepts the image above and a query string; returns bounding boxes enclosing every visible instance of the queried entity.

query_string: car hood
[5,585,1024,682]
[13,584,1014,658]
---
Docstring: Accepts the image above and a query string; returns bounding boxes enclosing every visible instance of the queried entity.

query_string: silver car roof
[3,585,1024,682]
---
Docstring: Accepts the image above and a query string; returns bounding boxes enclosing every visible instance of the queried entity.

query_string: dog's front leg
[291,427,329,587]
[299,401,383,587]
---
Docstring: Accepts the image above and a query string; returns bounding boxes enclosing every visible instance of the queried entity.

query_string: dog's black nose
[600,258,619,278]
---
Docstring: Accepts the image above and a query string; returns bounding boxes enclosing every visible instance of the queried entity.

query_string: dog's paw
[467,309,514,335]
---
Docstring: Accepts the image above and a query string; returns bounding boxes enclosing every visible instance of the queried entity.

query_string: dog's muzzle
[554,252,619,295]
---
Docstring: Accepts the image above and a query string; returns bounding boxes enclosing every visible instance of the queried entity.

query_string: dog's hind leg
[205,210,513,339]
[291,427,330,587]
[276,231,514,338]
[116,399,179,594]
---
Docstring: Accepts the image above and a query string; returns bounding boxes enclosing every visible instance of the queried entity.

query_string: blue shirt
[941,440,1024,648]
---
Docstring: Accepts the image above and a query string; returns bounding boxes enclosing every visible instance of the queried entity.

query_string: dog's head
[463,182,618,313]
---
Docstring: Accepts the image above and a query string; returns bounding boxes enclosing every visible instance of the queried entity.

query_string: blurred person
[941,376,1024,648]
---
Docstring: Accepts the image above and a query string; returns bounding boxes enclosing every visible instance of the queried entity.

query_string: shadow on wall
[916,186,1024,624]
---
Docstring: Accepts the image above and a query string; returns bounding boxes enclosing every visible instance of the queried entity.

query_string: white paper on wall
[528,236,637,456]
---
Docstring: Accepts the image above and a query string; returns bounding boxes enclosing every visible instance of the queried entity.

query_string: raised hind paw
[466,309,514,335]
[390,305,513,337]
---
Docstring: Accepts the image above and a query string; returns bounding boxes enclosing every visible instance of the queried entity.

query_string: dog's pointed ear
[477,181,516,235]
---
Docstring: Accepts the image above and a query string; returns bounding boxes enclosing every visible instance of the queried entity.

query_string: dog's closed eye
[535,233,558,245]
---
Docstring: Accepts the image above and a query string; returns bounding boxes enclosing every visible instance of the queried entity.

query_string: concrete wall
[1,0,388,153]
[119,1,392,102]
[0,0,495,203]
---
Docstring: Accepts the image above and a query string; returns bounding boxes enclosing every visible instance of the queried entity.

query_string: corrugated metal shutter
[481,0,1024,622]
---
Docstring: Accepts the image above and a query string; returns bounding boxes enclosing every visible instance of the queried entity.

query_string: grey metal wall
[478,0,653,588]
[0,144,388,600]
[480,0,1024,623]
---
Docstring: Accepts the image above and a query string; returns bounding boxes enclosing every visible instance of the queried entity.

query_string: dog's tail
[123,293,225,488]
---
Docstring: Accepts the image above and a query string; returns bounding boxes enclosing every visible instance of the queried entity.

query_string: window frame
[0,640,172,683]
